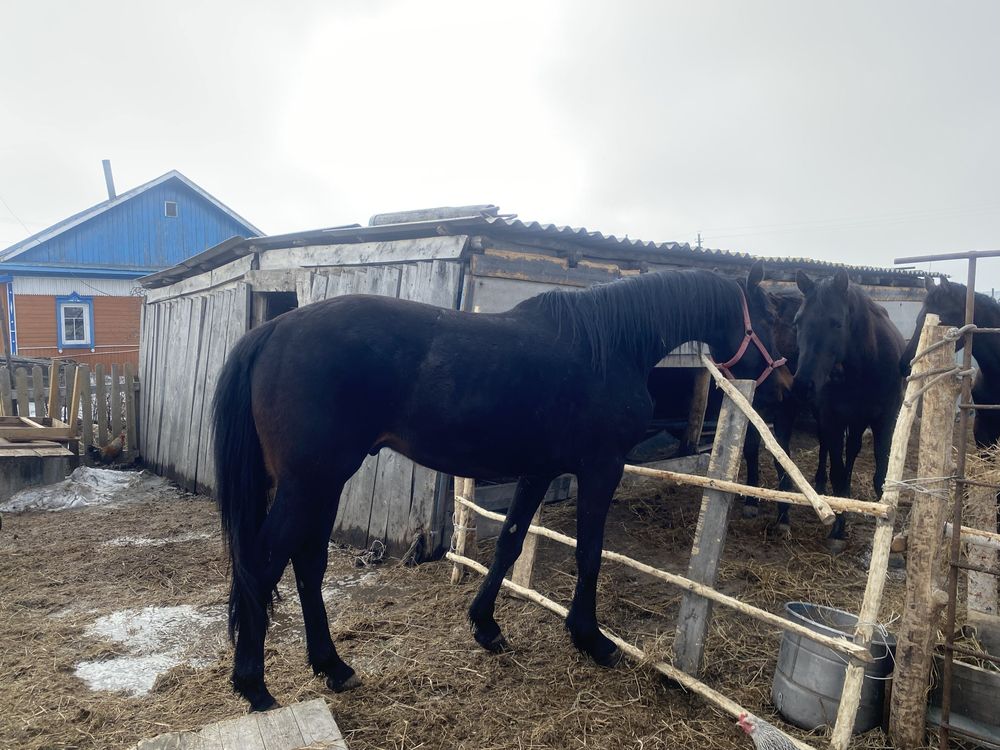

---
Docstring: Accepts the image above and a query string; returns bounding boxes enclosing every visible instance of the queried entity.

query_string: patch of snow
[103,531,211,548]
[322,571,377,603]
[0,467,170,513]
[74,604,225,696]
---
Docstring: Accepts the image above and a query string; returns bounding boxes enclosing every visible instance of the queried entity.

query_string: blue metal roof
[0,170,262,271]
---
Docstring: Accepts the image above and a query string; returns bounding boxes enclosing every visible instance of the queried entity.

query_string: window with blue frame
[56,292,95,350]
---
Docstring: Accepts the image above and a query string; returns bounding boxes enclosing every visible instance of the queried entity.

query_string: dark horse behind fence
[792,269,904,549]
[901,276,1000,448]
[212,262,787,711]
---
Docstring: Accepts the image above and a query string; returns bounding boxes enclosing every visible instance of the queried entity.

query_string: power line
[0,193,32,235]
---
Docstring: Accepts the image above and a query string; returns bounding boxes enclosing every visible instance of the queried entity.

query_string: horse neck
[972,295,1000,376]
[549,270,745,372]
[842,293,880,374]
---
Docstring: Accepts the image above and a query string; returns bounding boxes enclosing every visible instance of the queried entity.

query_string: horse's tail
[212,324,276,642]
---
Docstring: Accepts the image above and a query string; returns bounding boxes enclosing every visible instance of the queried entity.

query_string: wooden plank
[511,505,543,590]
[244,268,306,293]
[673,379,755,675]
[368,448,413,547]
[14,367,29,418]
[258,234,468,270]
[165,297,198,482]
[143,255,254,303]
[182,297,208,487]
[124,363,137,452]
[110,364,123,438]
[94,363,108,446]
[30,365,45,418]
[889,318,957,748]
[255,707,306,750]
[336,454,380,548]
[66,365,80,438]
[217,715,265,750]
[196,291,233,494]
[288,698,347,748]
[78,364,93,450]
[0,366,11,416]
[47,359,60,419]
[471,249,621,288]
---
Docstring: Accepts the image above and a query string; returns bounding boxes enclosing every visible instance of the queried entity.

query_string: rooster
[88,430,126,464]
[737,712,799,750]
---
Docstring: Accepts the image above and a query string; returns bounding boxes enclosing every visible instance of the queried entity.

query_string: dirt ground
[0,437,914,750]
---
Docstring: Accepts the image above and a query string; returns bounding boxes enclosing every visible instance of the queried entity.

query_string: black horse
[741,289,805,531]
[212,263,786,710]
[792,269,904,548]
[901,276,1000,447]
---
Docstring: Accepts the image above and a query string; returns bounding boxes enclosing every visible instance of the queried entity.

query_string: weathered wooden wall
[140,256,464,557]
[139,282,250,493]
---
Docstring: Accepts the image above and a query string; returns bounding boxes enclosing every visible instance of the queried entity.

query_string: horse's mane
[522,269,742,372]
[930,281,1000,326]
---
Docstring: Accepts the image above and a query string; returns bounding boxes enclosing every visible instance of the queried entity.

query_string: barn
[0,167,261,370]
[137,205,930,558]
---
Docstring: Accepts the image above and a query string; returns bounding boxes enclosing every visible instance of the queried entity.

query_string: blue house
[0,170,260,368]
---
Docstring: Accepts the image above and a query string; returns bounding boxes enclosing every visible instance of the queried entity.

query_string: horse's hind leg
[232,484,315,710]
[469,475,552,653]
[291,482,360,693]
[566,462,624,668]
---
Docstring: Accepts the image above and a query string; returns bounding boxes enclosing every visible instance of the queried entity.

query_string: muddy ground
[0,436,915,750]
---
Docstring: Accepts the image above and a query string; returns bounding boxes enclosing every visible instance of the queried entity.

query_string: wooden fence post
[14,367,28,417]
[111,363,123,438]
[0,366,11,415]
[889,317,958,749]
[47,359,60,420]
[78,364,93,451]
[125,363,137,452]
[674,379,755,675]
[511,505,543,590]
[30,365,44,417]
[94,363,107,446]
[67,366,81,440]
[450,477,477,584]
[830,314,938,750]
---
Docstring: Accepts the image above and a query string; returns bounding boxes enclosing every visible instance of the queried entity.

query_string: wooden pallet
[135,699,348,750]
[0,415,75,442]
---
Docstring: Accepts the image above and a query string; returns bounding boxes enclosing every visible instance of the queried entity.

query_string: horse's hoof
[474,629,510,654]
[826,538,847,555]
[249,696,280,712]
[742,505,759,519]
[593,646,623,668]
[327,672,362,693]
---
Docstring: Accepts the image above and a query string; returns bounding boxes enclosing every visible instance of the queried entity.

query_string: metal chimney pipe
[102,160,116,200]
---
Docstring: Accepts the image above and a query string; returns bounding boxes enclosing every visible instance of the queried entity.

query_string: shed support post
[450,477,477,584]
[674,379,755,675]
[889,317,957,749]
[681,367,712,454]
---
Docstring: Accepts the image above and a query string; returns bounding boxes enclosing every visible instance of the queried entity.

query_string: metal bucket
[772,602,896,733]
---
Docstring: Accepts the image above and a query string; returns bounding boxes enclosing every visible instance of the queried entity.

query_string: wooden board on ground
[135,698,348,750]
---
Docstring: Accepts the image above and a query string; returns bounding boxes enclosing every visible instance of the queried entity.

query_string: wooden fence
[448,315,986,750]
[0,361,139,456]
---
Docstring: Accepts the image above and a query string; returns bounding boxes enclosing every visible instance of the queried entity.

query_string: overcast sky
[1,1,998,288]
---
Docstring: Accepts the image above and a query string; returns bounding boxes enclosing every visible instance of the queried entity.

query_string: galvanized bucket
[772,602,896,733]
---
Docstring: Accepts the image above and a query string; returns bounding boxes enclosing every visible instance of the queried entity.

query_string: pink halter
[712,289,788,385]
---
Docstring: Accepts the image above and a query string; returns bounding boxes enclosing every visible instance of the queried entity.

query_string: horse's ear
[796,270,815,295]
[833,269,849,294]
[939,276,952,290]
[747,261,764,290]
[924,276,937,292]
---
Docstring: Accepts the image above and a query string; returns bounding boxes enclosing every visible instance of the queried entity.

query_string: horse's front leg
[741,426,762,519]
[566,461,624,667]
[469,475,553,653]
[772,399,797,533]
[824,426,849,550]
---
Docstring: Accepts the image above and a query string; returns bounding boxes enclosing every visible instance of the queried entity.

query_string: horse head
[716,261,793,395]
[792,268,851,401]
[900,276,966,376]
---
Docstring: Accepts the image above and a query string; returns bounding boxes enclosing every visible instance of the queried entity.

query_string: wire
[0,193,32,235]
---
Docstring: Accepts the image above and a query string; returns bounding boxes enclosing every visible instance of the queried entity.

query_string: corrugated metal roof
[140,209,935,289]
